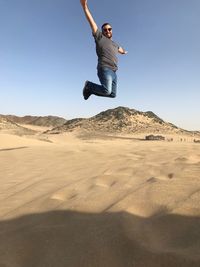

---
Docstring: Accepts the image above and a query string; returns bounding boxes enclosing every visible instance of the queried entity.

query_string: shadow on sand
[0,210,200,267]
[0,146,28,152]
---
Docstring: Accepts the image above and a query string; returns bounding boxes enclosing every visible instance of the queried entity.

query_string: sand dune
[0,132,200,266]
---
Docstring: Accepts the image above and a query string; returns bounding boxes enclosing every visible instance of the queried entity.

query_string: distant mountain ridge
[1,107,199,137]
[0,115,67,127]
[46,106,198,136]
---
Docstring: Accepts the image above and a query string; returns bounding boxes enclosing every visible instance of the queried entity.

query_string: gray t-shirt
[93,29,119,71]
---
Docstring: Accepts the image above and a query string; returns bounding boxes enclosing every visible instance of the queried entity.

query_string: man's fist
[80,0,87,7]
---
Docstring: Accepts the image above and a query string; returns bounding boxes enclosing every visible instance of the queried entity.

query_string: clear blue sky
[0,0,199,130]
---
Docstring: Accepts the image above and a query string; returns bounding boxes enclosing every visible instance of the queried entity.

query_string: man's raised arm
[80,0,98,34]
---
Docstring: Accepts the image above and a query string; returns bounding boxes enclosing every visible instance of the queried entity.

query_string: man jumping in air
[80,0,127,100]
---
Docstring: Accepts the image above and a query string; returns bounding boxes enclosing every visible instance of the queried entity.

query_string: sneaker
[83,81,91,100]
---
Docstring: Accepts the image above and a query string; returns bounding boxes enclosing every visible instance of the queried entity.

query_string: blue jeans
[87,67,117,98]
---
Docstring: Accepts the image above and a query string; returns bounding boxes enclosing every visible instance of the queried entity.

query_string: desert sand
[0,131,200,267]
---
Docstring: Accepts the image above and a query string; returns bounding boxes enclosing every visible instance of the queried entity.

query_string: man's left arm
[118,47,128,54]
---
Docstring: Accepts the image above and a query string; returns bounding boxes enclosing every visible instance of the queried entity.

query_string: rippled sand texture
[0,133,200,267]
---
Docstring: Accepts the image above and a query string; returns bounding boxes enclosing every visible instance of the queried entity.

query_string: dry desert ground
[0,130,200,267]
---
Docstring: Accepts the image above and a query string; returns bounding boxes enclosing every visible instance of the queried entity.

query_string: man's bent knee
[102,85,112,96]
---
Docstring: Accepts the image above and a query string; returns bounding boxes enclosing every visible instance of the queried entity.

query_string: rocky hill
[0,115,67,127]
[0,116,36,135]
[46,106,198,136]
[28,116,66,127]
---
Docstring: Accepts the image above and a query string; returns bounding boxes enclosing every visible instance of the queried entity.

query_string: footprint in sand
[168,173,174,179]
[94,175,117,188]
[51,190,77,201]
[147,173,174,183]
[146,177,158,183]
[158,172,175,180]
[175,157,188,162]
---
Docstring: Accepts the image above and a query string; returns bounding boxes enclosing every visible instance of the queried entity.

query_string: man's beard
[104,33,112,39]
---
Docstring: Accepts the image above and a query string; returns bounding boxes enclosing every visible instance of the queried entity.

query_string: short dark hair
[101,23,111,31]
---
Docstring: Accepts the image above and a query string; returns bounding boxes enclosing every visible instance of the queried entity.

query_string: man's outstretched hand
[118,47,128,55]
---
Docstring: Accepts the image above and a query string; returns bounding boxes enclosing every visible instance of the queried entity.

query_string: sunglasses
[103,27,112,32]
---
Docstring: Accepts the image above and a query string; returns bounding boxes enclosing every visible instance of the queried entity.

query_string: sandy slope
[0,132,200,267]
